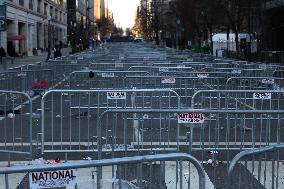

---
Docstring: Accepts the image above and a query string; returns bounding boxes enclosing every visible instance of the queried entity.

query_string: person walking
[0,46,6,64]
[53,45,62,59]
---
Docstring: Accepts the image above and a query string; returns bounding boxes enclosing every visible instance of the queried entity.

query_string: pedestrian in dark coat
[0,47,6,64]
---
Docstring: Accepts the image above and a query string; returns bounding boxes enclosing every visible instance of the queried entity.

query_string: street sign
[29,169,77,189]
[0,5,6,31]
[0,0,4,6]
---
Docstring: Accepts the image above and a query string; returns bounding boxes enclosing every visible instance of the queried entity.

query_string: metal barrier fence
[68,70,150,90]
[0,153,206,189]
[228,144,284,189]
[96,109,284,162]
[128,66,194,75]
[89,63,146,71]
[40,89,181,154]
[192,90,284,110]
[126,76,222,106]
[0,69,54,93]
[226,77,284,90]
[2,42,284,188]
[190,90,284,154]
[0,91,33,162]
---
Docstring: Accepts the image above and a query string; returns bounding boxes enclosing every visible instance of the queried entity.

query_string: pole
[46,17,51,61]
[86,0,89,48]
[247,0,252,61]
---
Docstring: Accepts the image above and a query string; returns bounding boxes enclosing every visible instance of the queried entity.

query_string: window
[37,0,42,13]
[44,3,47,15]
[29,0,33,10]
[19,0,24,6]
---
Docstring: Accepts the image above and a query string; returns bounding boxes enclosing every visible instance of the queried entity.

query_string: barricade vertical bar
[60,92,63,150]
[51,93,54,151]
[69,93,72,150]
[179,160,183,189]
[175,161,179,189]
[5,174,8,189]
[272,149,275,189]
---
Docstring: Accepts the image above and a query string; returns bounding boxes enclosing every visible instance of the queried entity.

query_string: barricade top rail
[0,153,203,175]
[99,108,284,116]
[228,144,284,176]
[228,144,284,189]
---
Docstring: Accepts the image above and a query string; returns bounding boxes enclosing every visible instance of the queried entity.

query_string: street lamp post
[46,16,51,61]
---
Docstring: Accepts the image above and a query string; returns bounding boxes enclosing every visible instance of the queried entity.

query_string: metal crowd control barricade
[226,77,284,90]
[126,75,222,107]
[68,70,150,90]
[0,91,33,162]
[228,144,284,189]
[40,89,180,155]
[97,108,284,158]
[159,71,234,78]
[0,153,206,189]
[128,66,194,75]
[191,90,284,110]
[0,69,54,93]
[89,62,146,71]
[189,90,284,160]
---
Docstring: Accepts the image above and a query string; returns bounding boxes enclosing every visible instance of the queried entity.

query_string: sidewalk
[0,48,72,71]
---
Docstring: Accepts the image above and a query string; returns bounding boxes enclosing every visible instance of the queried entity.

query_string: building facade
[67,0,99,50]
[264,0,284,50]
[5,0,67,56]
[94,0,106,20]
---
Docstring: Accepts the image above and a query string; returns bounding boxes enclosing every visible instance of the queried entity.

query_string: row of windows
[9,0,66,24]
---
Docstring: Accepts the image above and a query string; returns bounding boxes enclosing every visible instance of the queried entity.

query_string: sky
[108,0,140,30]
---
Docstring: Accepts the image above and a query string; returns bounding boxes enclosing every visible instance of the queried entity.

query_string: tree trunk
[227,26,230,57]
[209,28,213,55]
[234,29,239,56]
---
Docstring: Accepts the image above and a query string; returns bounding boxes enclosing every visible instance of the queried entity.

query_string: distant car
[134,37,143,42]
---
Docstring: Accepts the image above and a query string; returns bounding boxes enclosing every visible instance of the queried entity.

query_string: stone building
[4,0,67,56]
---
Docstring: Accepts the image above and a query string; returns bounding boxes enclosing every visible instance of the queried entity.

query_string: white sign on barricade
[71,60,77,64]
[161,77,176,84]
[205,64,213,68]
[115,63,124,68]
[159,67,169,72]
[17,72,27,77]
[102,73,115,78]
[77,56,83,60]
[197,73,209,78]
[145,61,154,66]
[253,92,271,100]
[178,113,205,124]
[261,79,275,85]
[29,169,77,189]
[259,64,267,69]
[231,69,242,74]
[178,64,186,68]
[107,92,126,100]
